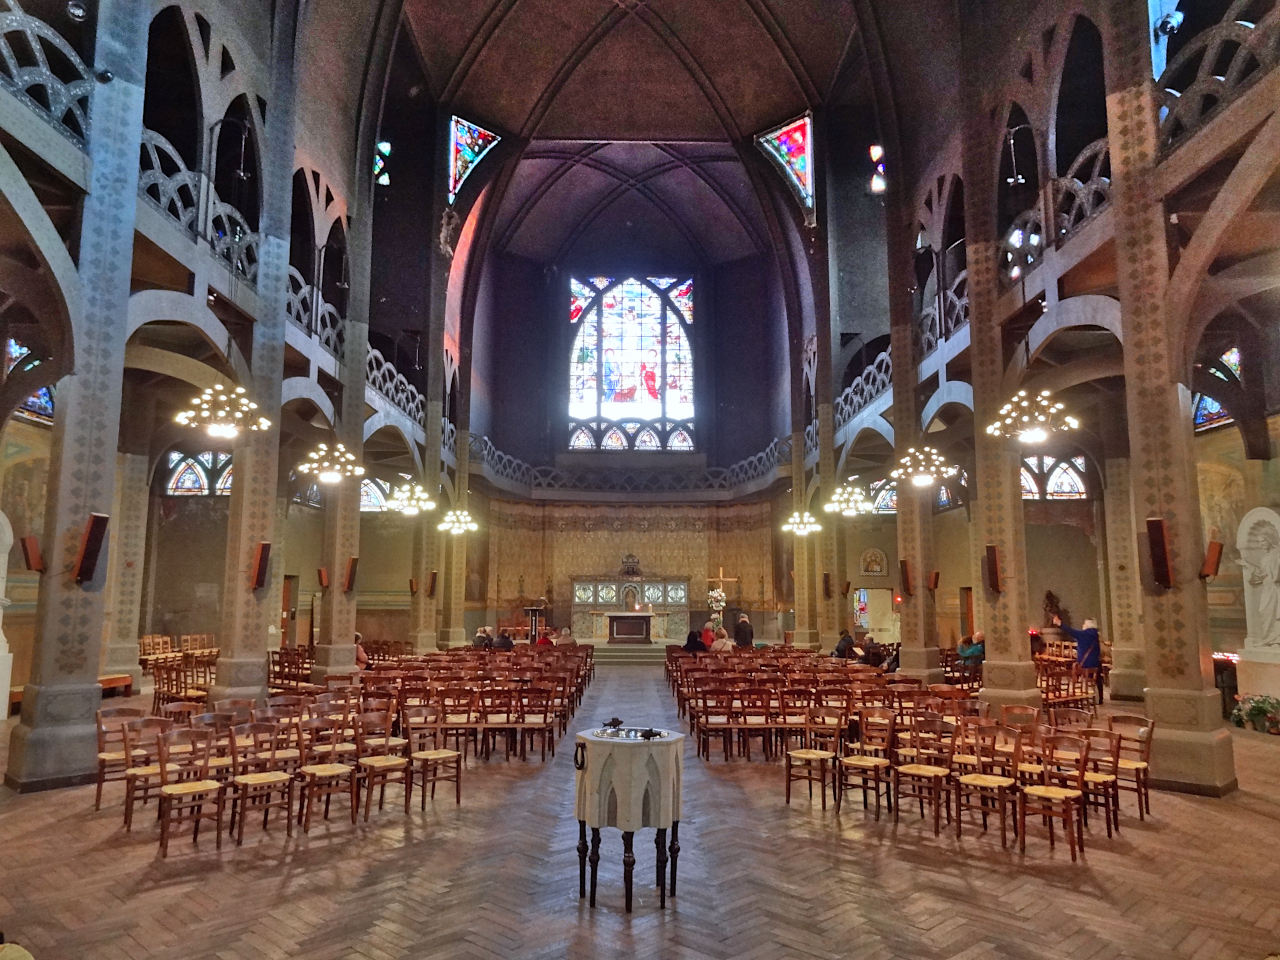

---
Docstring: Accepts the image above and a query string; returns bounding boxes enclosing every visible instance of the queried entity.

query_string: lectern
[523,604,546,640]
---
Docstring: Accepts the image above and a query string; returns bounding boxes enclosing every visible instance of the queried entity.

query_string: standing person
[1054,614,1103,703]
[957,631,986,666]
[733,613,754,648]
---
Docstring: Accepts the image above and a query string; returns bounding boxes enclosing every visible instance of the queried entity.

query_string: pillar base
[208,654,269,704]
[0,650,11,712]
[440,627,468,650]
[311,643,357,682]
[898,646,944,685]
[5,681,101,790]
[1108,665,1147,701]
[790,628,820,651]
[978,658,1043,710]
[1144,686,1237,795]
[1237,655,1280,699]
[100,641,143,690]
[408,629,439,654]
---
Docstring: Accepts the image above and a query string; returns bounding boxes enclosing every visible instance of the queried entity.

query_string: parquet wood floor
[2,667,1279,960]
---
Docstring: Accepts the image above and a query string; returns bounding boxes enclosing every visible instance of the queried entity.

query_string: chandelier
[890,446,958,488]
[296,442,365,484]
[174,384,270,439]
[389,482,437,516]
[985,388,1079,444]
[437,508,478,535]
[822,480,874,517]
[781,510,822,536]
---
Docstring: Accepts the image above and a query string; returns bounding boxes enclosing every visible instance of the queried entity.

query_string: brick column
[99,452,149,686]
[211,0,297,701]
[1103,0,1234,793]
[5,0,148,791]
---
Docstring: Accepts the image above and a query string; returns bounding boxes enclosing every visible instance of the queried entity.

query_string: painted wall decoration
[860,548,887,576]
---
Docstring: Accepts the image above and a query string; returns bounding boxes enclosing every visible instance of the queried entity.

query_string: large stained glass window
[755,114,815,221]
[1193,346,1241,432]
[165,450,232,496]
[5,339,55,422]
[567,276,695,451]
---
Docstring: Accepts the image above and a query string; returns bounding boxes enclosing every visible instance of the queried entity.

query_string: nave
[2,666,1279,960]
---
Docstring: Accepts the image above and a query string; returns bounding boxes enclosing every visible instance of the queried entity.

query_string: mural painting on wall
[1199,462,1245,564]
[465,532,490,603]
[860,548,887,577]
[0,455,48,569]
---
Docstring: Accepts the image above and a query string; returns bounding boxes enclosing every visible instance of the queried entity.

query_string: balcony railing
[285,266,345,357]
[0,0,91,144]
[834,349,892,432]
[366,347,425,425]
[919,272,970,357]
[1052,137,1111,241]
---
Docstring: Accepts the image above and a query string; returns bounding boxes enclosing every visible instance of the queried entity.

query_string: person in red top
[536,631,554,646]
[700,620,715,649]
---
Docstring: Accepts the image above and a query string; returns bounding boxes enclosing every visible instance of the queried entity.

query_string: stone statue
[1238,507,1280,650]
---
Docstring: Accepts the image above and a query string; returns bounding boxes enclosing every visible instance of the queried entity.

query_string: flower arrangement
[1230,694,1280,734]
[707,587,727,630]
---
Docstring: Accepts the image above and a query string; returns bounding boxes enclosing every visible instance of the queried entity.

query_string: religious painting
[860,548,888,577]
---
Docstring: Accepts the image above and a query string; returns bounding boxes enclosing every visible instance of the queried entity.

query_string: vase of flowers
[707,587,727,631]
[1230,694,1280,734]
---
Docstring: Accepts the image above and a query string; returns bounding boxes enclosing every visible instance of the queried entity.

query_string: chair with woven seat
[836,707,895,819]
[154,728,226,857]
[354,711,410,820]
[999,703,1040,733]
[1052,706,1092,731]
[121,717,176,830]
[954,723,1020,848]
[1077,727,1122,838]
[212,698,255,723]
[775,687,812,754]
[94,707,146,810]
[297,717,359,830]
[785,747,835,808]
[1019,733,1088,862]
[1108,713,1155,820]
[224,723,295,844]
[736,686,774,761]
[159,701,203,726]
[515,686,557,762]
[697,688,736,761]
[892,717,954,835]
[404,705,462,807]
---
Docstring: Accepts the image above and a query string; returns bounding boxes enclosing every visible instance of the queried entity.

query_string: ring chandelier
[174,384,270,439]
[985,389,1079,445]
[890,446,958,488]
[781,511,822,536]
[438,508,479,535]
[822,480,874,517]
[297,442,365,484]
[390,483,437,516]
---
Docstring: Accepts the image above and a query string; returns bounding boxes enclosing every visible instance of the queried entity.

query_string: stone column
[956,26,1038,708]
[211,0,298,702]
[99,452,148,685]
[789,430,819,649]
[1102,457,1146,699]
[407,511,441,651]
[0,511,13,707]
[438,426,471,649]
[5,0,148,791]
[1103,0,1234,794]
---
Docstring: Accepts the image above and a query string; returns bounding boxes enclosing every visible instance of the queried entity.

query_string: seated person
[493,631,515,651]
[860,639,885,667]
[557,626,577,646]
[956,631,986,665]
[710,627,735,653]
[682,629,707,653]
[832,630,856,659]
[354,631,369,670]
[535,630,554,646]
[471,627,489,649]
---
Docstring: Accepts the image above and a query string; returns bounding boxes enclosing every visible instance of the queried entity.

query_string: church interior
[1,1,1280,957]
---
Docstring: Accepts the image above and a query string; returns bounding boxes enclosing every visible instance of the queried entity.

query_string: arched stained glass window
[1194,346,1241,432]
[569,427,595,450]
[936,485,953,509]
[872,480,898,514]
[5,338,55,422]
[1046,462,1087,499]
[359,478,390,512]
[165,450,232,496]
[1020,468,1040,499]
[567,276,695,451]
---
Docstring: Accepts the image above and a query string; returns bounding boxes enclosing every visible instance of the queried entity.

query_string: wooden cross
[707,566,739,590]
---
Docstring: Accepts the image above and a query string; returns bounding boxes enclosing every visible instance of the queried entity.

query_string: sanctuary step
[589,643,670,666]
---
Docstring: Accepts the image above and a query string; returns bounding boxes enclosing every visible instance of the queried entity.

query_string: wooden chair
[354,711,410,820]
[892,718,954,835]
[121,717,175,830]
[515,686,557,762]
[403,705,462,807]
[439,686,481,759]
[697,688,735,761]
[224,722,295,844]
[94,707,146,810]
[775,686,812,754]
[1077,727,1122,838]
[836,707,895,819]
[1019,733,1088,862]
[999,703,1040,732]
[785,746,835,809]
[1108,713,1155,820]
[212,698,255,723]
[953,723,1020,848]
[159,701,203,727]
[735,686,774,761]
[1052,706,1092,730]
[154,729,225,857]
[296,717,359,830]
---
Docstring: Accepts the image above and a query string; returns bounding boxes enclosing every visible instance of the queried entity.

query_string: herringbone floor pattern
[2,667,1279,960]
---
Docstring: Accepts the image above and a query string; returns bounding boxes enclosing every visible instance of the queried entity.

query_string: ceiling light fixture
[985,389,1079,444]
[297,442,364,484]
[438,508,478,535]
[782,511,822,536]
[890,446,957,488]
[390,482,437,516]
[174,384,270,439]
[822,480,874,517]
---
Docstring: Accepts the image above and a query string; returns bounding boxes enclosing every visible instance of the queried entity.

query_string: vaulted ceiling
[399,0,864,266]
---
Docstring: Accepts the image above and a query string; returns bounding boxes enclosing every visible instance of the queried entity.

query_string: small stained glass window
[635,428,661,450]
[936,485,953,509]
[447,117,500,203]
[215,465,234,495]
[167,459,208,495]
[756,114,814,214]
[359,478,389,512]
[666,583,686,603]
[668,428,694,451]
[644,583,664,603]
[1046,462,1087,500]
[597,584,618,603]
[574,584,594,603]
[601,428,627,450]
[373,140,391,186]
[872,480,898,514]
[569,428,595,450]
[1020,468,1039,500]
[6,338,55,421]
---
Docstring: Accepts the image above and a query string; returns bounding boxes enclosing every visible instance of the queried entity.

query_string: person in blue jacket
[1053,614,1103,703]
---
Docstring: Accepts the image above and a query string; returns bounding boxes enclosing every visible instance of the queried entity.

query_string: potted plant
[1230,694,1280,733]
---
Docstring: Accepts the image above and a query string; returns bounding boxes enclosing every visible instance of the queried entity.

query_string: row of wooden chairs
[150,652,220,713]
[138,634,216,672]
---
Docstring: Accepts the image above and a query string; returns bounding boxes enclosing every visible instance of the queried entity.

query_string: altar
[571,555,690,643]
